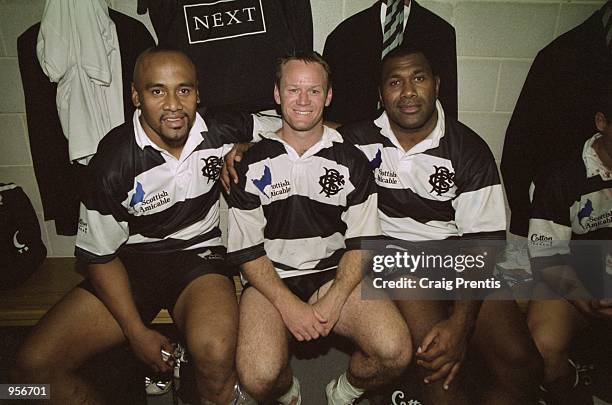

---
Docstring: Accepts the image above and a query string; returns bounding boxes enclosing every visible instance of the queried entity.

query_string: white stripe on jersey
[244,155,356,207]
[264,232,346,278]
[379,210,458,241]
[452,184,506,235]
[342,194,381,240]
[77,204,128,256]
[128,202,223,247]
[227,206,266,256]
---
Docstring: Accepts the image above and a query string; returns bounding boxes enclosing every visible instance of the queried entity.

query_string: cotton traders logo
[184,0,266,44]
[128,182,171,214]
[319,167,345,197]
[429,165,455,196]
[201,156,223,183]
[391,390,421,405]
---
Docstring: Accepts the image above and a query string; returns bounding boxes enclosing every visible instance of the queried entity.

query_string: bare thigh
[315,281,411,357]
[14,287,126,374]
[236,287,291,382]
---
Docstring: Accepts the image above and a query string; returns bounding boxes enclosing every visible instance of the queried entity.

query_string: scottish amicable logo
[578,199,594,229]
[252,165,272,197]
[183,0,266,44]
[319,167,345,197]
[129,182,171,214]
[129,182,145,207]
[429,165,455,196]
[201,156,223,183]
[369,149,382,170]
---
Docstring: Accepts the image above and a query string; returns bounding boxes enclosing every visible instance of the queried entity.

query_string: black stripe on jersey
[378,187,454,223]
[82,124,167,216]
[128,186,221,239]
[123,227,222,254]
[460,230,506,240]
[271,249,345,271]
[338,121,395,148]
[434,120,501,193]
[531,254,571,271]
[315,142,378,206]
[345,236,383,250]
[262,195,346,240]
[227,243,266,266]
[74,247,117,264]
[200,109,255,145]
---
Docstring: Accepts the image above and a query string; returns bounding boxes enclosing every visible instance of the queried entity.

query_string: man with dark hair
[11,46,276,405]
[337,45,543,404]
[527,88,612,405]
[227,51,411,405]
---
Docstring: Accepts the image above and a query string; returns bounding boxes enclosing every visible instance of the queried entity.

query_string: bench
[0,258,242,327]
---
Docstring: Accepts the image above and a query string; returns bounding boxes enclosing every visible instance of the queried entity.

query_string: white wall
[0,0,604,256]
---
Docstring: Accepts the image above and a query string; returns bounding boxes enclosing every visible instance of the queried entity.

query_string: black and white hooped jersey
[528,133,612,270]
[226,127,381,278]
[338,101,506,241]
[75,109,277,263]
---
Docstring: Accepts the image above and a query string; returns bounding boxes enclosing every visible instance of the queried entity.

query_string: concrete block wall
[0,0,605,257]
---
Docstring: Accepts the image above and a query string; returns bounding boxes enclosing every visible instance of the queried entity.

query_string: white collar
[374,99,446,154]
[132,110,208,158]
[583,132,612,180]
[262,126,343,159]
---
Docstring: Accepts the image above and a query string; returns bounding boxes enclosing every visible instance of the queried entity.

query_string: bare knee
[530,326,568,369]
[11,345,59,384]
[189,334,236,379]
[237,359,285,400]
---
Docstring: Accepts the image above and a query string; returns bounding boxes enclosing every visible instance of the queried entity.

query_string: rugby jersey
[528,133,612,270]
[226,127,381,278]
[75,109,277,263]
[338,101,506,241]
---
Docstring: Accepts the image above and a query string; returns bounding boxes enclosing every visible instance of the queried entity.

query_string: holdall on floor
[0,183,47,290]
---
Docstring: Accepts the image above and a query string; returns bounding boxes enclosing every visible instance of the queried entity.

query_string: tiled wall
[0,0,605,257]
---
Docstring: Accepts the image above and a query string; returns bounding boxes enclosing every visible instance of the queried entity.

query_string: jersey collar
[374,99,446,154]
[584,132,612,180]
[262,125,343,159]
[132,110,209,157]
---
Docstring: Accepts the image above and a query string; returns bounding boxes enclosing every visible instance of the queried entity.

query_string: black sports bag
[0,183,47,290]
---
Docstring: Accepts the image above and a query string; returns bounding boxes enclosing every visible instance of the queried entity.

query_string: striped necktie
[382,0,405,59]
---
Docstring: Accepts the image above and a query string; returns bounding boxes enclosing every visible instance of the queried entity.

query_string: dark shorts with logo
[244,269,337,302]
[78,246,236,323]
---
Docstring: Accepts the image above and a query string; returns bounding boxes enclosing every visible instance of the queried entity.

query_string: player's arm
[226,158,325,341]
[419,141,505,386]
[75,175,173,372]
[313,147,381,334]
[240,256,326,341]
[87,258,173,373]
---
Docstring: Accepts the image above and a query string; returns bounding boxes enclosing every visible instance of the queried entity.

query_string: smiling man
[338,45,543,404]
[226,51,411,405]
[11,46,275,405]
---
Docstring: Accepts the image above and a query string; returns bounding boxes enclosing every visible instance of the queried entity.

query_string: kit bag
[0,183,47,290]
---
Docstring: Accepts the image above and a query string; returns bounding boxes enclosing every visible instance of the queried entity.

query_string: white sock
[332,372,364,402]
[278,376,301,405]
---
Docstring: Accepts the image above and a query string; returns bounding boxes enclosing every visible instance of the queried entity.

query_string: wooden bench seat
[0,258,242,327]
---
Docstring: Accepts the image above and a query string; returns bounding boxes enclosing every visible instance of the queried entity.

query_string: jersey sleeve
[74,167,129,264]
[206,110,281,144]
[226,159,267,266]
[527,168,573,270]
[341,147,382,250]
[452,138,506,240]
